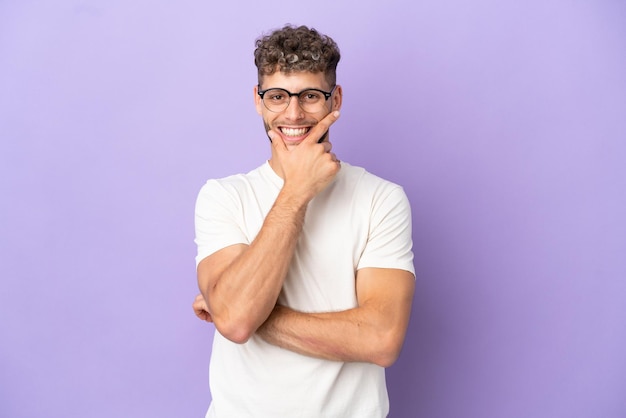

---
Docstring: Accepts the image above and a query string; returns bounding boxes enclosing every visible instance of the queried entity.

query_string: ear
[254,85,263,115]
[331,85,343,111]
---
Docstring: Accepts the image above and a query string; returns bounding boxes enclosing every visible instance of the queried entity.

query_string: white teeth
[281,127,308,137]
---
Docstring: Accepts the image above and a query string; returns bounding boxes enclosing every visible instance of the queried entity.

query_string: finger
[195,309,212,322]
[199,310,213,322]
[193,302,213,322]
[268,129,288,151]
[192,294,207,310]
[303,110,340,144]
[193,293,205,308]
[192,300,203,313]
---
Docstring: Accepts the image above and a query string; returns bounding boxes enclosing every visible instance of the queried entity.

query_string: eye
[264,89,287,102]
[269,93,285,101]
[300,91,323,102]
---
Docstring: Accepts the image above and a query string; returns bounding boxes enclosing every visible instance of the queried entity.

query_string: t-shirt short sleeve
[194,179,249,267]
[357,185,415,276]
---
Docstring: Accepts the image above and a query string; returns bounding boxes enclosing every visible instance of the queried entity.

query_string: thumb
[268,129,287,151]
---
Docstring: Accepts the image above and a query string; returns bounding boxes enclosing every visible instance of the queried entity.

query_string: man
[192,25,415,418]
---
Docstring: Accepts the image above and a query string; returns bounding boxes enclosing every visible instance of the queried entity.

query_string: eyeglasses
[257,85,336,113]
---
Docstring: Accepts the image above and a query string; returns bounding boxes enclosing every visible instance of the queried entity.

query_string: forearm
[257,305,405,367]
[199,190,308,343]
[257,268,415,366]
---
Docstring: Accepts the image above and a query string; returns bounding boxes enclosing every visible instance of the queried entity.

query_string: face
[254,71,342,150]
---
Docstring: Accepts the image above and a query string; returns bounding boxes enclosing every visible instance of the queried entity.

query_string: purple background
[1,1,625,417]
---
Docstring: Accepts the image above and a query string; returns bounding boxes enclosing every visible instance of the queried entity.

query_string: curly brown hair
[254,25,341,87]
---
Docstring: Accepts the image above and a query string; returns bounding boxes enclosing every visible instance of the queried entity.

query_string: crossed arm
[195,192,307,344]
[195,244,414,367]
[255,267,414,367]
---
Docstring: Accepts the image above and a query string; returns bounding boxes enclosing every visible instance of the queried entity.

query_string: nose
[283,96,305,120]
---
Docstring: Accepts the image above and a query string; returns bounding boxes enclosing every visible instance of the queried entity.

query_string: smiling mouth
[280,127,310,137]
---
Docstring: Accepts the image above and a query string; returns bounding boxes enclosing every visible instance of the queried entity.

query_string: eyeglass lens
[262,89,329,113]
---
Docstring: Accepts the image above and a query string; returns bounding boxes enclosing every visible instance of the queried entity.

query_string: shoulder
[338,162,408,201]
[197,164,268,197]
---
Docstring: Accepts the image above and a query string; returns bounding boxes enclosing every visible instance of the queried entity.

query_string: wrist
[277,184,314,210]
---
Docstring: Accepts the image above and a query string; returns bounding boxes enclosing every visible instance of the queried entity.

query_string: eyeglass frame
[257,85,337,113]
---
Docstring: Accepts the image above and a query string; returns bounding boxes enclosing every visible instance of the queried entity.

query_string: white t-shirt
[195,161,414,418]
